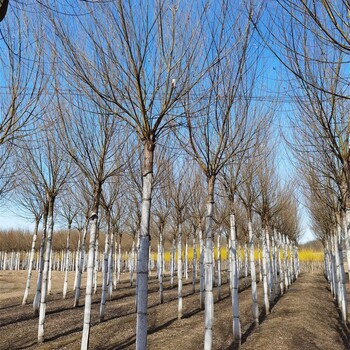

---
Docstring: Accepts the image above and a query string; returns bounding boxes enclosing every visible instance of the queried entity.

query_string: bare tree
[55,93,128,347]
[188,170,206,307]
[57,185,79,299]
[153,183,171,304]
[175,2,261,347]
[17,116,71,343]
[43,1,221,345]
[13,173,44,305]
[168,164,192,319]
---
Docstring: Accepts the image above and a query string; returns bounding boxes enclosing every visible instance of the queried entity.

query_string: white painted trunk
[159,230,164,304]
[177,222,183,319]
[170,238,175,288]
[204,200,214,350]
[48,248,53,295]
[337,223,347,322]
[283,235,289,291]
[185,236,188,280]
[199,228,204,309]
[344,210,350,282]
[135,145,153,350]
[130,241,135,286]
[277,232,284,295]
[23,219,39,305]
[63,225,71,299]
[272,231,278,298]
[265,228,273,302]
[93,238,99,295]
[262,228,270,315]
[113,234,117,289]
[227,237,231,294]
[330,234,338,300]
[100,224,110,314]
[217,232,221,300]
[117,234,122,284]
[33,215,47,315]
[230,212,241,346]
[74,221,88,307]
[244,242,248,287]
[192,236,197,293]
[257,240,262,283]
[38,198,55,343]
[81,214,98,350]
[108,229,115,299]
[99,253,108,321]
[288,238,294,283]
[248,220,258,326]
[74,235,81,291]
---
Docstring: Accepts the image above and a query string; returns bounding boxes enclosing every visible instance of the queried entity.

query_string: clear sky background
[0,1,316,244]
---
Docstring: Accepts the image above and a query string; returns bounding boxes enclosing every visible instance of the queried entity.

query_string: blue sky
[0,1,317,243]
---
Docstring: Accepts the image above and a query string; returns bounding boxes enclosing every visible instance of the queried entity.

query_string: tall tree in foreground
[46,1,213,347]
[176,2,259,347]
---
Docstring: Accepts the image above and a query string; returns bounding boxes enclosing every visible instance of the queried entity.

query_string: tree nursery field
[0,270,349,350]
[2,1,350,350]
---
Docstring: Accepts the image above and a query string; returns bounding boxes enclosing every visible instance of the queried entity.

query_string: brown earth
[0,270,349,349]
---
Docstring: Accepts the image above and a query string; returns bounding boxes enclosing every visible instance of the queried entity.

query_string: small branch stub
[90,212,98,221]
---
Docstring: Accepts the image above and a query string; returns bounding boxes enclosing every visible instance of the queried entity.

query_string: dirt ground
[0,270,349,349]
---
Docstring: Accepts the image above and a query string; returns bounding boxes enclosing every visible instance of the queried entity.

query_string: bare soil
[0,270,348,349]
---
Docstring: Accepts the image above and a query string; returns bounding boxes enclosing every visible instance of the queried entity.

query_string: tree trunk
[99,252,108,321]
[23,218,40,305]
[33,207,48,315]
[159,229,164,304]
[336,221,347,323]
[331,234,338,301]
[117,233,122,284]
[272,230,279,299]
[229,207,241,347]
[74,219,89,307]
[48,247,53,295]
[94,234,99,295]
[217,232,221,301]
[192,235,197,293]
[135,141,154,350]
[262,226,270,315]
[130,240,135,286]
[100,218,110,321]
[108,227,115,300]
[277,232,284,295]
[73,232,81,291]
[204,176,215,350]
[38,195,55,343]
[199,227,204,309]
[257,240,262,283]
[113,233,117,289]
[63,223,71,299]
[177,221,183,319]
[248,219,258,327]
[343,210,350,282]
[265,228,273,303]
[81,208,99,350]
[171,237,175,288]
[185,235,188,280]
